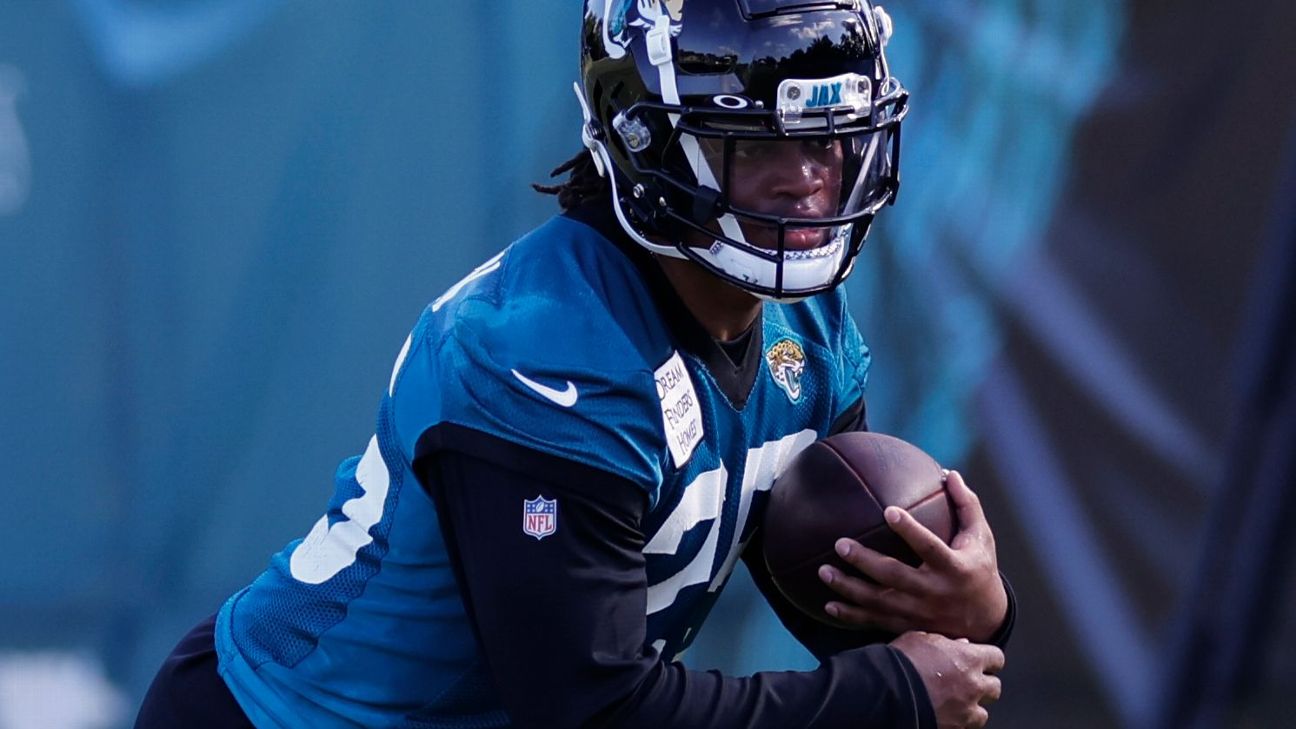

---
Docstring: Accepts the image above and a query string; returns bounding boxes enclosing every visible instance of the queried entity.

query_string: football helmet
[578,0,908,300]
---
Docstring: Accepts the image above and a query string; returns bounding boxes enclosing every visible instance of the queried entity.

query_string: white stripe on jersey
[289,435,390,585]
[644,464,727,614]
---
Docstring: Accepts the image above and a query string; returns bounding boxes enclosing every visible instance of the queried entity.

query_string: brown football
[762,431,956,635]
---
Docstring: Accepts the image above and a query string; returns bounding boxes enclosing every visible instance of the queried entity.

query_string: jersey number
[291,253,506,585]
[643,429,818,614]
[289,436,390,585]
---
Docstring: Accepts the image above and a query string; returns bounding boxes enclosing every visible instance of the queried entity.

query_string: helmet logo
[603,0,685,60]
[765,338,807,403]
[713,95,751,109]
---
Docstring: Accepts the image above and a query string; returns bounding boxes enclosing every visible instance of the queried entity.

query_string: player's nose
[766,149,828,201]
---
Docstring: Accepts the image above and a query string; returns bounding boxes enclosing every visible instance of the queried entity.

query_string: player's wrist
[985,573,1018,647]
[971,573,1015,646]
[964,574,1010,643]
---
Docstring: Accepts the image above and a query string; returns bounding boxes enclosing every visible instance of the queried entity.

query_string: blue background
[2,2,1294,728]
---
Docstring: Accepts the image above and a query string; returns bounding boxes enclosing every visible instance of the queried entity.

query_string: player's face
[692,137,845,252]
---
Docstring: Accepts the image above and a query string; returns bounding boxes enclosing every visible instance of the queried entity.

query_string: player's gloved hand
[891,631,1003,729]
[816,470,1009,641]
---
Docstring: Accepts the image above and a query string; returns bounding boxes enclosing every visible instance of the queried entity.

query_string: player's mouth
[744,223,832,252]
[782,227,831,251]
[738,196,840,252]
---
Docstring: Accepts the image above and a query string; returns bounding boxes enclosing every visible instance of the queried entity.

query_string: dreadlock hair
[532,149,611,212]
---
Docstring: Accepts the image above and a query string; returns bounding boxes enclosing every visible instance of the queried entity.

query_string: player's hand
[891,631,1003,729]
[817,470,1009,641]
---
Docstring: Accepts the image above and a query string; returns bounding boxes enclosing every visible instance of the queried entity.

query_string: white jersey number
[289,436,391,585]
[644,429,818,614]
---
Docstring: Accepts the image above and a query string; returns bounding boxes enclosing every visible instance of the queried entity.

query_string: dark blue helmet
[577,0,909,300]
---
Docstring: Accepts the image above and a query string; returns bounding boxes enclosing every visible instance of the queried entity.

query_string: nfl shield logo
[522,496,557,540]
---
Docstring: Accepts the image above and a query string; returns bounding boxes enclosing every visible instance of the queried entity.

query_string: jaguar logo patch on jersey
[523,496,557,540]
[765,338,806,403]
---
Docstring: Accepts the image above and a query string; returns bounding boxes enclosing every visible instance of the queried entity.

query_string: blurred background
[2,1,1294,727]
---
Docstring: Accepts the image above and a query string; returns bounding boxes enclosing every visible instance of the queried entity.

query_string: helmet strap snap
[691,186,723,227]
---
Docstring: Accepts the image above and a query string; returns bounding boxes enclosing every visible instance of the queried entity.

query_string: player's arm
[414,424,936,729]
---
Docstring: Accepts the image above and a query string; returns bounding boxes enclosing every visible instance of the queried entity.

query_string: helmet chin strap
[574,82,606,179]
[574,81,689,261]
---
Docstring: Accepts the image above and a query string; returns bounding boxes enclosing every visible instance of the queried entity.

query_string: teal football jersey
[214,213,871,728]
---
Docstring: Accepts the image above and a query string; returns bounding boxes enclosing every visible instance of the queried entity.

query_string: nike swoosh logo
[511,369,579,408]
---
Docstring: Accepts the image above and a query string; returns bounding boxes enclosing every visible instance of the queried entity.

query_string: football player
[138,1,1014,727]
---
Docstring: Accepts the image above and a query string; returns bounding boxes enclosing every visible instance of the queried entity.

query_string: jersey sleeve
[384,235,671,501]
[435,322,664,488]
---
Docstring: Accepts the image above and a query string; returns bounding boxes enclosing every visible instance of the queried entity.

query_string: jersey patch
[655,351,704,468]
[765,337,807,403]
[523,496,558,540]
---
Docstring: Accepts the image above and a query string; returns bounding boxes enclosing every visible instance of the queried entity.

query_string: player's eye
[733,141,777,160]
[802,138,838,155]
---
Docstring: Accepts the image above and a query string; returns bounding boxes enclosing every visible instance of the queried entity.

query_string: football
[762,431,956,633]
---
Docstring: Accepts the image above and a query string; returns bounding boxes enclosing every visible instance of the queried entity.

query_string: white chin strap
[574,81,687,262]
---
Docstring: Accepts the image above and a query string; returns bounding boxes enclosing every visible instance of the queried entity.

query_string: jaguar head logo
[765,338,806,403]
[603,0,685,60]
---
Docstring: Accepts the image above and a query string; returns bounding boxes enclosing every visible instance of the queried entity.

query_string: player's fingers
[950,529,982,552]
[818,565,923,617]
[945,470,988,532]
[833,540,927,592]
[968,643,1006,674]
[819,564,886,603]
[979,675,1002,705]
[883,507,957,569]
[823,601,913,634]
[968,705,990,729]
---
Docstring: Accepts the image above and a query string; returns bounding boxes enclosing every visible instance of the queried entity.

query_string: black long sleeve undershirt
[414,424,936,729]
